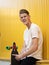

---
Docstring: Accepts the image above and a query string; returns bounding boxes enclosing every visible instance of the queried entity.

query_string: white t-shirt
[23,23,43,59]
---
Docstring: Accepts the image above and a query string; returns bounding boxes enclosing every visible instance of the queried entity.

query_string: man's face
[19,13,30,25]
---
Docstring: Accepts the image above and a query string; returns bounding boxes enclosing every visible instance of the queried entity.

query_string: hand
[12,54,22,61]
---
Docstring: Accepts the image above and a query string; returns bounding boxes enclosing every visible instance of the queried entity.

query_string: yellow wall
[0,0,49,60]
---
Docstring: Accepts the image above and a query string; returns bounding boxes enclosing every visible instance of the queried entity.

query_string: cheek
[25,16,27,19]
[21,19,23,22]
[26,18,29,21]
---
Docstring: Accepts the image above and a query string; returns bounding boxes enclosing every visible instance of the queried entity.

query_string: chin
[24,23,27,25]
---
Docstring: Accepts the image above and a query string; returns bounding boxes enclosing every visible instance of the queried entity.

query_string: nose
[22,17,25,19]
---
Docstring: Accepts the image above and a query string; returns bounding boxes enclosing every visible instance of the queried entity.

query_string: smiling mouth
[23,19,26,22]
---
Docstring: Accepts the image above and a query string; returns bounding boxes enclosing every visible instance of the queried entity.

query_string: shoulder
[31,23,40,30]
[31,23,39,28]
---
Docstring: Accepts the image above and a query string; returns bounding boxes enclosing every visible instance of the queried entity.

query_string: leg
[20,57,37,65]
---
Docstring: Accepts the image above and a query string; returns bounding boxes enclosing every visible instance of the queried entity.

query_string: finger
[12,54,17,56]
[15,57,19,61]
[15,56,17,59]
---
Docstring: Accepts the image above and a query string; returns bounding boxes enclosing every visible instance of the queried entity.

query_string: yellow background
[0,0,49,60]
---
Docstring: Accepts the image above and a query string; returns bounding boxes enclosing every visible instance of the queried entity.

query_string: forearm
[21,44,38,58]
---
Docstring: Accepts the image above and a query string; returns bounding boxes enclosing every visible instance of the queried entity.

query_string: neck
[26,21,32,29]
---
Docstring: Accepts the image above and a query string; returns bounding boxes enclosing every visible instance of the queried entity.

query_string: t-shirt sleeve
[31,26,39,38]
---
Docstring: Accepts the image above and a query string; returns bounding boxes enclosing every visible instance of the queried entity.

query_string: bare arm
[12,38,39,61]
[21,38,39,58]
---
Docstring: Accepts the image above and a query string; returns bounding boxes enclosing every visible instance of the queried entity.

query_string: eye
[20,16,26,19]
[21,17,23,19]
[24,16,26,17]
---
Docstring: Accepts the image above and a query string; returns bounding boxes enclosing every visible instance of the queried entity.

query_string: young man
[12,9,43,65]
